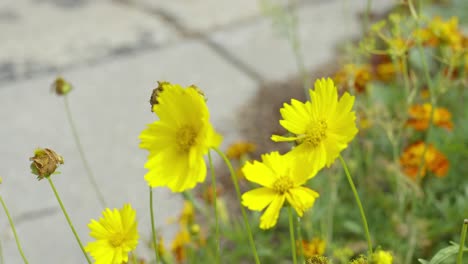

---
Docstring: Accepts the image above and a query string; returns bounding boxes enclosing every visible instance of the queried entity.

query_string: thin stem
[131,252,138,264]
[47,177,91,263]
[0,196,29,264]
[212,147,261,264]
[295,216,305,264]
[339,155,373,255]
[149,187,159,263]
[457,219,468,264]
[0,233,3,264]
[364,0,372,32]
[288,207,298,264]
[63,96,107,207]
[208,151,221,263]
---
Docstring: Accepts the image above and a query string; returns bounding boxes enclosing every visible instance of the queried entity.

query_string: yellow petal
[242,187,276,211]
[260,195,285,229]
[286,187,319,216]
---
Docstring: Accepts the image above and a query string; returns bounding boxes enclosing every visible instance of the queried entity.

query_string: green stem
[339,155,373,255]
[64,96,107,207]
[0,196,29,264]
[0,233,3,264]
[47,177,91,263]
[149,187,159,263]
[364,0,372,33]
[288,207,298,264]
[457,219,468,264]
[295,215,305,264]
[131,252,138,264]
[208,151,221,263]
[212,147,261,264]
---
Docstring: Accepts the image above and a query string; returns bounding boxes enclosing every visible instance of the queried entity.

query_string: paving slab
[0,0,179,82]
[130,0,288,33]
[0,40,258,263]
[210,0,396,82]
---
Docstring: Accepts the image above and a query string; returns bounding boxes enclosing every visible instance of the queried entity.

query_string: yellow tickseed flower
[226,141,256,160]
[179,201,194,227]
[428,16,463,49]
[85,204,139,264]
[371,250,393,264]
[406,103,453,131]
[271,78,358,171]
[171,229,190,263]
[301,238,326,258]
[241,151,319,229]
[29,148,64,180]
[139,82,222,192]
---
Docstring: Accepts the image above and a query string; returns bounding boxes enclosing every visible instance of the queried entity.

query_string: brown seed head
[52,77,73,96]
[30,148,64,180]
[306,255,330,264]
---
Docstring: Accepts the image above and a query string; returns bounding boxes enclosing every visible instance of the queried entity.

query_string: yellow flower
[301,238,326,258]
[171,229,190,263]
[271,78,358,171]
[241,152,319,229]
[371,250,393,264]
[226,141,256,160]
[85,204,139,264]
[179,201,194,227]
[139,83,222,192]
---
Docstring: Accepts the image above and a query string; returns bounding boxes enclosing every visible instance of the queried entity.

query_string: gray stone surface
[0,0,179,82]
[0,40,258,263]
[210,0,396,82]
[131,0,288,33]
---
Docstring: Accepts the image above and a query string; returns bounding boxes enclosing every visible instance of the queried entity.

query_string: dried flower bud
[52,77,73,95]
[30,148,64,180]
[149,81,170,112]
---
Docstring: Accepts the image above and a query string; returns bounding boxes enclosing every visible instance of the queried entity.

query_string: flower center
[303,120,327,148]
[176,125,198,153]
[272,176,294,194]
[109,232,125,247]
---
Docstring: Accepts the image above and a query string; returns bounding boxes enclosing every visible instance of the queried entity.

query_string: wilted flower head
[29,148,64,180]
[51,77,73,96]
[400,141,449,179]
[406,103,453,131]
[307,255,329,264]
[149,81,170,111]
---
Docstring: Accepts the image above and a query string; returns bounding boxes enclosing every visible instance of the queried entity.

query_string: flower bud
[52,77,73,95]
[30,148,64,180]
[149,81,170,112]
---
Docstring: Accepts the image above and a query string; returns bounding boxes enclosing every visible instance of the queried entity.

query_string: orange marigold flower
[370,54,401,82]
[226,141,256,160]
[301,238,326,258]
[400,141,449,179]
[333,64,372,93]
[406,103,453,131]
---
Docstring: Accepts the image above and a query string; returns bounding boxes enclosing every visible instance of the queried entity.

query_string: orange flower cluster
[399,141,449,179]
[333,64,372,93]
[300,238,326,258]
[406,103,453,131]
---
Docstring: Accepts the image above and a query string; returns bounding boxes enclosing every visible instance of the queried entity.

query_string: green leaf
[418,259,430,264]
[426,242,468,264]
